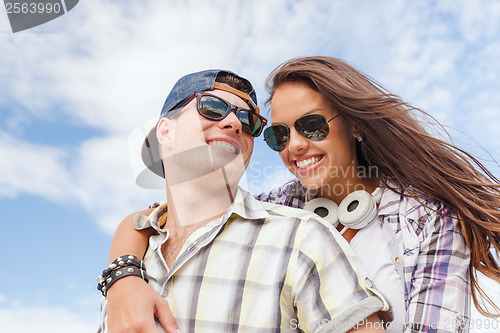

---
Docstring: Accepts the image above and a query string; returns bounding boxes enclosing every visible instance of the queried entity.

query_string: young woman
[104,56,500,332]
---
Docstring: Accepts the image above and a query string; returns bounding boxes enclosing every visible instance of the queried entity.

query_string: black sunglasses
[172,92,267,137]
[263,113,341,152]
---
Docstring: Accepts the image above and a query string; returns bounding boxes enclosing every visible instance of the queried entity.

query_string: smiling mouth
[295,155,323,169]
[208,140,239,155]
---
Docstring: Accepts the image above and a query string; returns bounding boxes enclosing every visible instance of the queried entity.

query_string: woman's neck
[316,177,378,205]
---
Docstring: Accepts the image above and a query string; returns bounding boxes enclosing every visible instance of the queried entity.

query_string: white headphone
[303,188,382,234]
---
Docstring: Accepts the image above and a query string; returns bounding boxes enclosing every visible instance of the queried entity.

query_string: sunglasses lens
[295,114,329,141]
[198,95,228,120]
[199,94,265,137]
[236,110,264,137]
[264,125,289,151]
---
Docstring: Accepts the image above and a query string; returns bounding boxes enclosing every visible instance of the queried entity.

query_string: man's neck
[164,168,237,230]
[161,171,237,268]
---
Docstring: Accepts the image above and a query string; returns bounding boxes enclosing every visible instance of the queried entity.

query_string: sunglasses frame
[170,91,267,137]
[263,113,341,152]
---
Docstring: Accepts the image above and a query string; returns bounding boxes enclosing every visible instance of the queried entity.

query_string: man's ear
[156,117,175,151]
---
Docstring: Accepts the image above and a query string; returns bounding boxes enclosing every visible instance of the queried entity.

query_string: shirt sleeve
[97,296,108,333]
[254,183,289,204]
[290,216,393,333]
[254,179,307,208]
[405,205,471,333]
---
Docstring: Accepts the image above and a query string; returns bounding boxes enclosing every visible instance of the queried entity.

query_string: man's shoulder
[133,202,168,231]
[238,187,339,241]
[260,199,313,219]
[258,199,340,241]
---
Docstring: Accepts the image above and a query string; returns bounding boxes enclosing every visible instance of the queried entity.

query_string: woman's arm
[106,209,180,333]
[348,314,385,332]
[109,209,154,263]
[406,206,471,332]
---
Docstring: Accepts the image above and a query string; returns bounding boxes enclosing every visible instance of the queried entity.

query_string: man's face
[196,89,254,170]
[159,89,255,186]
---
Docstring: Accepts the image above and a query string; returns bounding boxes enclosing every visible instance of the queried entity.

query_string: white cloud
[0,293,101,333]
[1,0,312,135]
[2,0,373,136]
[0,305,97,333]
[0,131,73,200]
[71,134,164,233]
[0,128,163,233]
[456,0,500,43]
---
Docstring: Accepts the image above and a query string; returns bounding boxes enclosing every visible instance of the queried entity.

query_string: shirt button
[365,277,374,288]
[161,289,168,297]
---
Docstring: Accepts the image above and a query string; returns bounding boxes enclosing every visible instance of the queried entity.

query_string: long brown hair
[266,56,500,317]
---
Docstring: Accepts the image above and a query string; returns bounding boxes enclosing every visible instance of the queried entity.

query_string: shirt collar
[377,187,402,216]
[133,202,168,233]
[222,187,270,222]
[133,187,269,232]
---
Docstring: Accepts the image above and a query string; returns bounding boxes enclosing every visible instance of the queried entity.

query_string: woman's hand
[107,276,180,333]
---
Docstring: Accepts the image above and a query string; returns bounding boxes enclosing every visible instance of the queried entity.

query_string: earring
[357,136,363,142]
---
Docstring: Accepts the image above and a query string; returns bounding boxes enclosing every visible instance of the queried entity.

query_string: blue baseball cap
[141,69,259,178]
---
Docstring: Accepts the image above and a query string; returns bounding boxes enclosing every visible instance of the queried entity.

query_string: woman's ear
[156,117,175,151]
[351,123,362,140]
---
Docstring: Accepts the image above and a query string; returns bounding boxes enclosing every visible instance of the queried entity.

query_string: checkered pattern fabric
[98,187,391,333]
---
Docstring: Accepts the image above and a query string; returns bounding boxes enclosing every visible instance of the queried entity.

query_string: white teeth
[296,156,321,169]
[209,141,238,154]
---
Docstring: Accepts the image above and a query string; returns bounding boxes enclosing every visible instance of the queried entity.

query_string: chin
[297,176,325,191]
[217,154,246,185]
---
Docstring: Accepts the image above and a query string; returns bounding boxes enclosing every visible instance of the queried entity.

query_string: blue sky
[1,0,500,332]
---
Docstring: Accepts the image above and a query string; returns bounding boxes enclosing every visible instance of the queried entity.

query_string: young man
[98,69,392,332]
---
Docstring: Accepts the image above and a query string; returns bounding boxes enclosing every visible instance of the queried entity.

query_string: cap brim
[141,126,165,179]
[135,166,164,189]
[128,120,165,189]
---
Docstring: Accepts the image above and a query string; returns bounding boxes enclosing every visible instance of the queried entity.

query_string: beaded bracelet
[97,255,148,296]
[98,266,149,296]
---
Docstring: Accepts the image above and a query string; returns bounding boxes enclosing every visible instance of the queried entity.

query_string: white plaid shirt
[98,187,391,333]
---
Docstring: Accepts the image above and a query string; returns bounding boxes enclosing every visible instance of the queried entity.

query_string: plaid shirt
[256,179,472,333]
[98,187,391,333]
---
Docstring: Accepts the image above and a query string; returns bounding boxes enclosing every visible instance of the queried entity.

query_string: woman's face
[270,82,362,201]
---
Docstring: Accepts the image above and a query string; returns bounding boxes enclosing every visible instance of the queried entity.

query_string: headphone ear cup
[303,198,339,227]
[338,190,377,230]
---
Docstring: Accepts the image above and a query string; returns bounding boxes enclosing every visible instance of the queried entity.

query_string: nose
[287,127,308,154]
[218,109,242,135]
